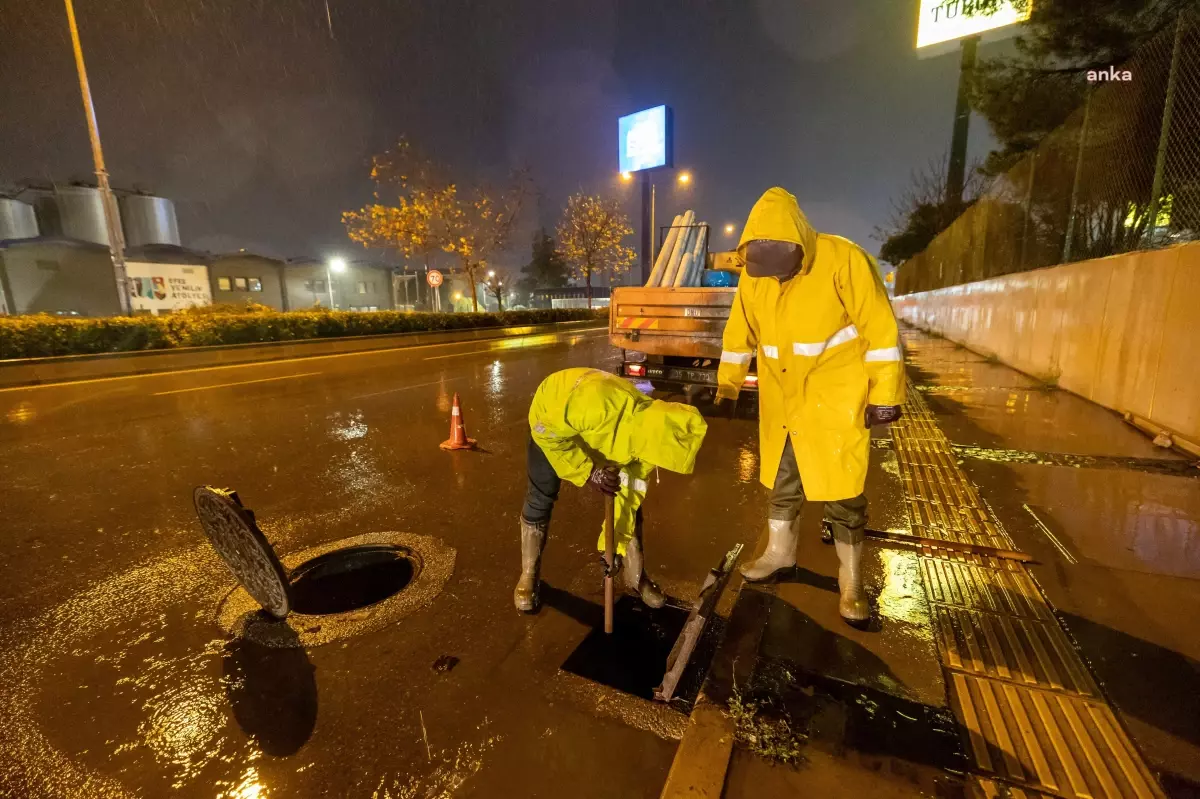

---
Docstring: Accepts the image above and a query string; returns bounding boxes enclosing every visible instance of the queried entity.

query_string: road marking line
[152,372,321,396]
[0,327,606,394]
[424,350,505,361]
[351,375,467,400]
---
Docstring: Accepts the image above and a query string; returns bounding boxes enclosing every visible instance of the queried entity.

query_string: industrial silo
[44,185,115,245]
[0,198,39,241]
[120,194,180,247]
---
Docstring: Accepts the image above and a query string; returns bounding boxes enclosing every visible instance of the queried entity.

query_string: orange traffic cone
[440,393,478,451]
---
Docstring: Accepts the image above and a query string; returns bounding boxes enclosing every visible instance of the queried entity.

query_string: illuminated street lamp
[724,223,736,237]
[327,257,347,309]
[620,171,633,182]
[677,171,692,185]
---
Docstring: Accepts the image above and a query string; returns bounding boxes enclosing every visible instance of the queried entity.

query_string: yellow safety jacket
[529,368,708,555]
[716,188,904,500]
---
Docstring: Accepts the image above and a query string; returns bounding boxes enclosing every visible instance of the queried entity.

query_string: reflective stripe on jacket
[716,188,905,500]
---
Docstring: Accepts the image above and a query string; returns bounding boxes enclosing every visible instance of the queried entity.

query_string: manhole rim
[287,543,424,617]
[289,543,424,586]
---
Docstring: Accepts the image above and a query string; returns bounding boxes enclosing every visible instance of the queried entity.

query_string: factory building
[0,184,401,316]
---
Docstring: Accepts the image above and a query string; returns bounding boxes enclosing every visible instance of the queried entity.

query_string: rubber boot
[835,539,869,625]
[513,517,547,613]
[624,530,666,609]
[739,518,798,582]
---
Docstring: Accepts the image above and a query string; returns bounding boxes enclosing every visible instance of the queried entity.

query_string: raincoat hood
[629,399,707,475]
[738,187,819,276]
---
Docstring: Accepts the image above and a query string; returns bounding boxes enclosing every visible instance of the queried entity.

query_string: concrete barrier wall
[0,320,604,389]
[893,242,1200,443]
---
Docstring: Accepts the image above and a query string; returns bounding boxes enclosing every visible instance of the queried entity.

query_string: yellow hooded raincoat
[716,188,904,501]
[529,368,708,555]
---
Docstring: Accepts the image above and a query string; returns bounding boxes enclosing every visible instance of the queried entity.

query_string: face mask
[743,240,803,280]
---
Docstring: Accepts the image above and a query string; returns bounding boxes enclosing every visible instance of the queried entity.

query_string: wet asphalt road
[6,325,1198,797]
[0,330,765,798]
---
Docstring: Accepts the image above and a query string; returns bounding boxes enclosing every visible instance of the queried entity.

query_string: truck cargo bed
[608,286,734,359]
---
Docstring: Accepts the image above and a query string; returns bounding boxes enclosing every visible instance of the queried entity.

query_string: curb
[660,581,773,799]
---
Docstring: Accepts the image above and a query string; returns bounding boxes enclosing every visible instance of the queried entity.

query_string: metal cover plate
[193,486,290,618]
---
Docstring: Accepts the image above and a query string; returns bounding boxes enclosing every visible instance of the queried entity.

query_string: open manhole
[288,544,419,615]
[561,596,705,703]
[198,487,456,648]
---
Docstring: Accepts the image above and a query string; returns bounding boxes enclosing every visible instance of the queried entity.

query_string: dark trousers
[522,436,561,524]
[769,438,867,545]
[521,436,643,533]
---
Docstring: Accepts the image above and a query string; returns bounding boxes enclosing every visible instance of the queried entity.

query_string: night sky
[0,0,998,273]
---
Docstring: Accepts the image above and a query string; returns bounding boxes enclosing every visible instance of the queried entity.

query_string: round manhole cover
[193,486,291,619]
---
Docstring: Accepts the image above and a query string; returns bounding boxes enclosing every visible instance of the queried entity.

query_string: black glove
[587,466,620,496]
[865,404,903,428]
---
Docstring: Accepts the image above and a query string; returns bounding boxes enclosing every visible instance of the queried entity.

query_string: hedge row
[0,308,608,360]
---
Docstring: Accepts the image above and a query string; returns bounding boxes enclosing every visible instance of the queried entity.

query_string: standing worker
[715,187,905,626]
[513,368,708,614]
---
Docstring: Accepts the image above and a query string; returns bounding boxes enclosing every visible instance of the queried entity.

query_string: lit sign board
[916,0,1031,50]
[618,105,673,174]
[126,262,213,314]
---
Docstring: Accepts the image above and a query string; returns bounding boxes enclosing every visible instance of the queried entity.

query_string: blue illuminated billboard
[618,105,673,173]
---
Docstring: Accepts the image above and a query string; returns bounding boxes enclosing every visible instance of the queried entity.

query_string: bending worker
[716,187,905,626]
[513,367,708,614]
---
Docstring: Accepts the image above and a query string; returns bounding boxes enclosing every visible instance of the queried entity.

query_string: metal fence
[897,11,1200,295]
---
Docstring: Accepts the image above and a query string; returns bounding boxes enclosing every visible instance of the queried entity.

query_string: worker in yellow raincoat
[716,187,905,626]
[513,368,708,614]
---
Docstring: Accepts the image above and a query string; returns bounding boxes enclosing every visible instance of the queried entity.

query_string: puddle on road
[0,533,458,798]
[370,728,502,799]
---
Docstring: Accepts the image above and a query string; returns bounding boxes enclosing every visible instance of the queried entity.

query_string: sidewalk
[663,325,1198,798]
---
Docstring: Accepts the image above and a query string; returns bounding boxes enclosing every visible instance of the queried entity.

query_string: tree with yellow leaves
[342,139,457,282]
[445,176,530,312]
[343,137,529,312]
[556,194,635,309]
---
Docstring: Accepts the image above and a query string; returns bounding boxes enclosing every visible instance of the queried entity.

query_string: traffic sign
[426,269,444,288]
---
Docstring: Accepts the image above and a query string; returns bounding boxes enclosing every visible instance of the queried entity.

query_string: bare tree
[874,154,986,266]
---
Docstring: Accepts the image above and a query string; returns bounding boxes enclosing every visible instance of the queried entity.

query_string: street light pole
[640,171,652,285]
[327,257,346,309]
[63,0,130,315]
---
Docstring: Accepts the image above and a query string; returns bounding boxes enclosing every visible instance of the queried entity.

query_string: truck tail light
[627,363,646,377]
[743,374,758,388]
